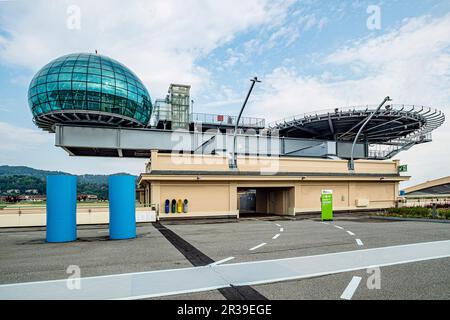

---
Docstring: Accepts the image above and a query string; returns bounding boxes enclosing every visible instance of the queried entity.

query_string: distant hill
[0,165,136,199]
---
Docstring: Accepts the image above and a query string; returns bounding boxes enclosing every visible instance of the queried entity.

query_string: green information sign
[398,165,408,173]
[321,189,333,221]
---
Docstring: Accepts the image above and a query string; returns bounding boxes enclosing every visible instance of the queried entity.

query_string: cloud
[0,0,295,174]
[0,122,52,152]
[0,121,148,175]
[250,13,450,187]
[0,0,291,98]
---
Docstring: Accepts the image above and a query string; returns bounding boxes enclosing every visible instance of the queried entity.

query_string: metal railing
[190,113,265,128]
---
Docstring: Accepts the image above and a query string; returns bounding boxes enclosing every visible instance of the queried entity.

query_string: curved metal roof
[268,105,445,144]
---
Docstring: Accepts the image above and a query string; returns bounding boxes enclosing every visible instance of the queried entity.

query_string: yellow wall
[158,182,233,214]
[149,151,399,175]
[138,151,407,218]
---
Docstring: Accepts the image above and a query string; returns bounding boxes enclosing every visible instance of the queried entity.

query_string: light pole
[348,96,392,171]
[229,76,261,169]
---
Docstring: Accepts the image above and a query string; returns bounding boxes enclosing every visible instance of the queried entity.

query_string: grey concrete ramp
[0,240,449,299]
[0,266,229,300]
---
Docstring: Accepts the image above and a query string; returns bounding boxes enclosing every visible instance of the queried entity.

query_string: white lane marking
[355,239,364,246]
[280,228,284,232]
[210,257,235,266]
[321,222,329,225]
[334,225,344,230]
[1,240,449,299]
[275,224,281,227]
[340,276,362,300]
[346,230,355,236]
[249,243,267,251]
[272,234,280,240]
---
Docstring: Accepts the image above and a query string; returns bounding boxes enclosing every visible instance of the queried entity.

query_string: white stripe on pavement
[340,276,362,300]
[346,231,355,236]
[272,234,280,240]
[210,257,235,266]
[275,224,281,227]
[1,240,449,300]
[249,243,267,251]
[280,228,284,232]
[355,239,364,246]
[335,225,344,230]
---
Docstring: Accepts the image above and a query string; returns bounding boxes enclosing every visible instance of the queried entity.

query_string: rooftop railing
[190,113,265,128]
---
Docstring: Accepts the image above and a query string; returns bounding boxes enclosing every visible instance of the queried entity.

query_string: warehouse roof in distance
[403,176,450,195]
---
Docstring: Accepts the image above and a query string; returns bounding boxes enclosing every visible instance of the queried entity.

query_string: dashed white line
[249,243,267,251]
[272,234,280,240]
[279,228,284,232]
[334,225,344,230]
[210,257,235,266]
[355,239,364,246]
[340,276,362,300]
[275,223,281,227]
[321,222,329,225]
[346,230,355,236]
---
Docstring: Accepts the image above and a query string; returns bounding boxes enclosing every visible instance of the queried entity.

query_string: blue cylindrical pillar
[46,175,77,243]
[109,175,136,240]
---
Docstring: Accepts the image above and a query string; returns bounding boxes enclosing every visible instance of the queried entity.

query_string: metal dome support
[348,96,392,171]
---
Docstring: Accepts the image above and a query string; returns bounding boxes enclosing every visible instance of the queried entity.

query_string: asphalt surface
[0,213,449,299]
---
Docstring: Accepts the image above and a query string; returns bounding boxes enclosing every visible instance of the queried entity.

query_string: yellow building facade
[138,150,408,219]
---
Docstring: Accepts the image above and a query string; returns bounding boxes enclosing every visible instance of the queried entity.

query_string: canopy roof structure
[404,176,450,196]
[269,104,445,144]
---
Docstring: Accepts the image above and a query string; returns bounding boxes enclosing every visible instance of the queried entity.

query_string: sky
[0,0,449,188]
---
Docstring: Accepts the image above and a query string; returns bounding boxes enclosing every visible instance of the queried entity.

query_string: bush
[437,208,450,219]
[384,207,450,220]
[387,207,430,216]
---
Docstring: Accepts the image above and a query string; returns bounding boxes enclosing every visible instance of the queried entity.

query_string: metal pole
[348,96,392,171]
[229,76,261,169]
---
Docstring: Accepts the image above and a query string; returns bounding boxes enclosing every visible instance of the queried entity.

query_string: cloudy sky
[0,0,449,188]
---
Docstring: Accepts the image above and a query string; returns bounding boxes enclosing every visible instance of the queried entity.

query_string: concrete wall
[138,151,406,218]
[149,151,399,175]
[0,206,152,228]
[140,178,401,218]
[157,181,238,218]
[294,181,396,213]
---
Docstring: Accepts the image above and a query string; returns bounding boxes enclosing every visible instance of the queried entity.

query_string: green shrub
[387,207,430,216]
[437,208,450,219]
[384,207,450,220]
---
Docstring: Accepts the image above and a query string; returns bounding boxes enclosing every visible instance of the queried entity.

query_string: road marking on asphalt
[340,276,362,300]
[249,243,267,251]
[272,234,280,240]
[355,239,364,246]
[346,231,355,236]
[210,257,235,266]
[275,224,281,227]
[1,240,449,300]
[334,225,344,230]
[321,222,329,225]
[279,228,284,232]
[98,230,109,233]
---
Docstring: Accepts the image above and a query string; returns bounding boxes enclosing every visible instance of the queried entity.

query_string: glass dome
[28,53,152,132]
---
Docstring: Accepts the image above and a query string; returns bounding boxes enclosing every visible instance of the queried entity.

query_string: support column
[46,175,77,243]
[109,175,136,240]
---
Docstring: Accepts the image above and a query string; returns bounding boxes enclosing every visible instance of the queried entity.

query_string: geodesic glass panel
[28,53,152,130]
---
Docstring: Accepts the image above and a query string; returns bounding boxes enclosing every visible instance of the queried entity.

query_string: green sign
[398,165,408,173]
[321,189,333,221]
